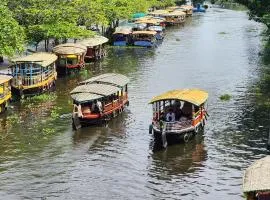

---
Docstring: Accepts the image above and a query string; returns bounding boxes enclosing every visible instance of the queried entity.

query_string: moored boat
[243,156,270,200]
[78,35,108,61]
[113,28,132,46]
[180,5,193,16]
[149,89,208,147]
[0,75,12,113]
[70,73,129,129]
[132,31,157,47]
[53,43,87,74]
[10,53,57,97]
[163,11,186,25]
[147,26,164,40]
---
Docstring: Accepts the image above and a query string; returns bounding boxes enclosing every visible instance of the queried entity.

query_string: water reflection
[149,134,207,176]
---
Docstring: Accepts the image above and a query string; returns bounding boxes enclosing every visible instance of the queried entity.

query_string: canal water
[0,8,269,200]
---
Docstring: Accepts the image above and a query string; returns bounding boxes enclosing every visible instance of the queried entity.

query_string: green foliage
[0,5,25,57]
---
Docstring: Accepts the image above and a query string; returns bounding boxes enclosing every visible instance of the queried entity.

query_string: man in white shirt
[92,99,103,114]
[166,109,175,122]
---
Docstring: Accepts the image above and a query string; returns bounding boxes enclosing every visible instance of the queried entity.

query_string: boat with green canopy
[149,89,208,147]
[71,73,129,129]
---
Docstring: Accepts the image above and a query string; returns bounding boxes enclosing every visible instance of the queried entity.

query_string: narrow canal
[0,7,269,200]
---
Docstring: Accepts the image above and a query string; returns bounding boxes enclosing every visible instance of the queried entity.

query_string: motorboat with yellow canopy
[0,75,12,113]
[10,52,57,97]
[71,73,129,129]
[78,35,108,61]
[52,43,87,74]
[149,89,208,147]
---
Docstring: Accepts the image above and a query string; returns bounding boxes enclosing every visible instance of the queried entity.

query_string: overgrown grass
[220,94,231,101]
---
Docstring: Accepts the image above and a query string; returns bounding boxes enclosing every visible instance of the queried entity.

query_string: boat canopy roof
[80,73,129,87]
[0,75,12,85]
[70,83,121,102]
[149,10,169,15]
[180,5,194,10]
[71,73,129,103]
[148,26,163,31]
[11,52,57,67]
[113,30,132,35]
[78,35,109,47]
[135,18,161,24]
[243,156,270,193]
[132,31,157,35]
[149,89,208,106]
[163,11,186,16]
[53,43,87,55]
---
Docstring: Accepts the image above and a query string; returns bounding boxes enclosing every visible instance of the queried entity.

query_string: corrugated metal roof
[78,35,109,47]
[12,52,57,67]
[71,93,103,103]
[243,156,270,192]
[149,89,208,106]
[53,43,87,55]
[0,75,12,85]
[80,73,129,87]
[71,83,120,95]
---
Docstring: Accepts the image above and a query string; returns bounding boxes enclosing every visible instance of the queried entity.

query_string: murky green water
[0,8,269,200]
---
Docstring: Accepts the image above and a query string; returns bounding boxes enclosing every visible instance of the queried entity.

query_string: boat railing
[12,69,55,87]
[154,119,192,131]
[103,94,128,112]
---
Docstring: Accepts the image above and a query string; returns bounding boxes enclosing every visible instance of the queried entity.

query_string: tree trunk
[0,56,3,63]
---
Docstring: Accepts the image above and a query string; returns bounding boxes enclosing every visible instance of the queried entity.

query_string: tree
[0,4,25,57]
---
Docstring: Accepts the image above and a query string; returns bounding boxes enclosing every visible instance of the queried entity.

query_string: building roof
[78,35,109,47]
[149,89,208,106]
[80,73,129,87]
[12,52,57,67]
[243,156,270,193]
[53,43,87,55]
[0,75,12,85]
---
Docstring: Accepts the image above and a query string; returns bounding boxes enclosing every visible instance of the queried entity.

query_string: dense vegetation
[0,0,175,57]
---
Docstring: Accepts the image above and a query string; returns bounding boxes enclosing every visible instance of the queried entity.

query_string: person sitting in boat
[91,99,103,114]
[181,102,192,119]
[174,101,182,121]
[166,108,175,122]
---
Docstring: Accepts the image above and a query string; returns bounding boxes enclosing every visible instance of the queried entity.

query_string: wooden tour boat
[243,156,270,200]
[10,53,57,97]
[132,31,157,47]
[53,43,87,74]
[78,35,108,61]
[180,5,193,16]
[0,75,12,113]
[71,73,129,129]
[163,11,186,25]
[147,26,164,40]
[149,89,208,148]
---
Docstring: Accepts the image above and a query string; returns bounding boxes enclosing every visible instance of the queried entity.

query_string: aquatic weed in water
[220,94,231,101]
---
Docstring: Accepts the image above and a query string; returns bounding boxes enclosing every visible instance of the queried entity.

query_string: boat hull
[72,100,129,128]
[134,41,155,47]
[113,41,128,46]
